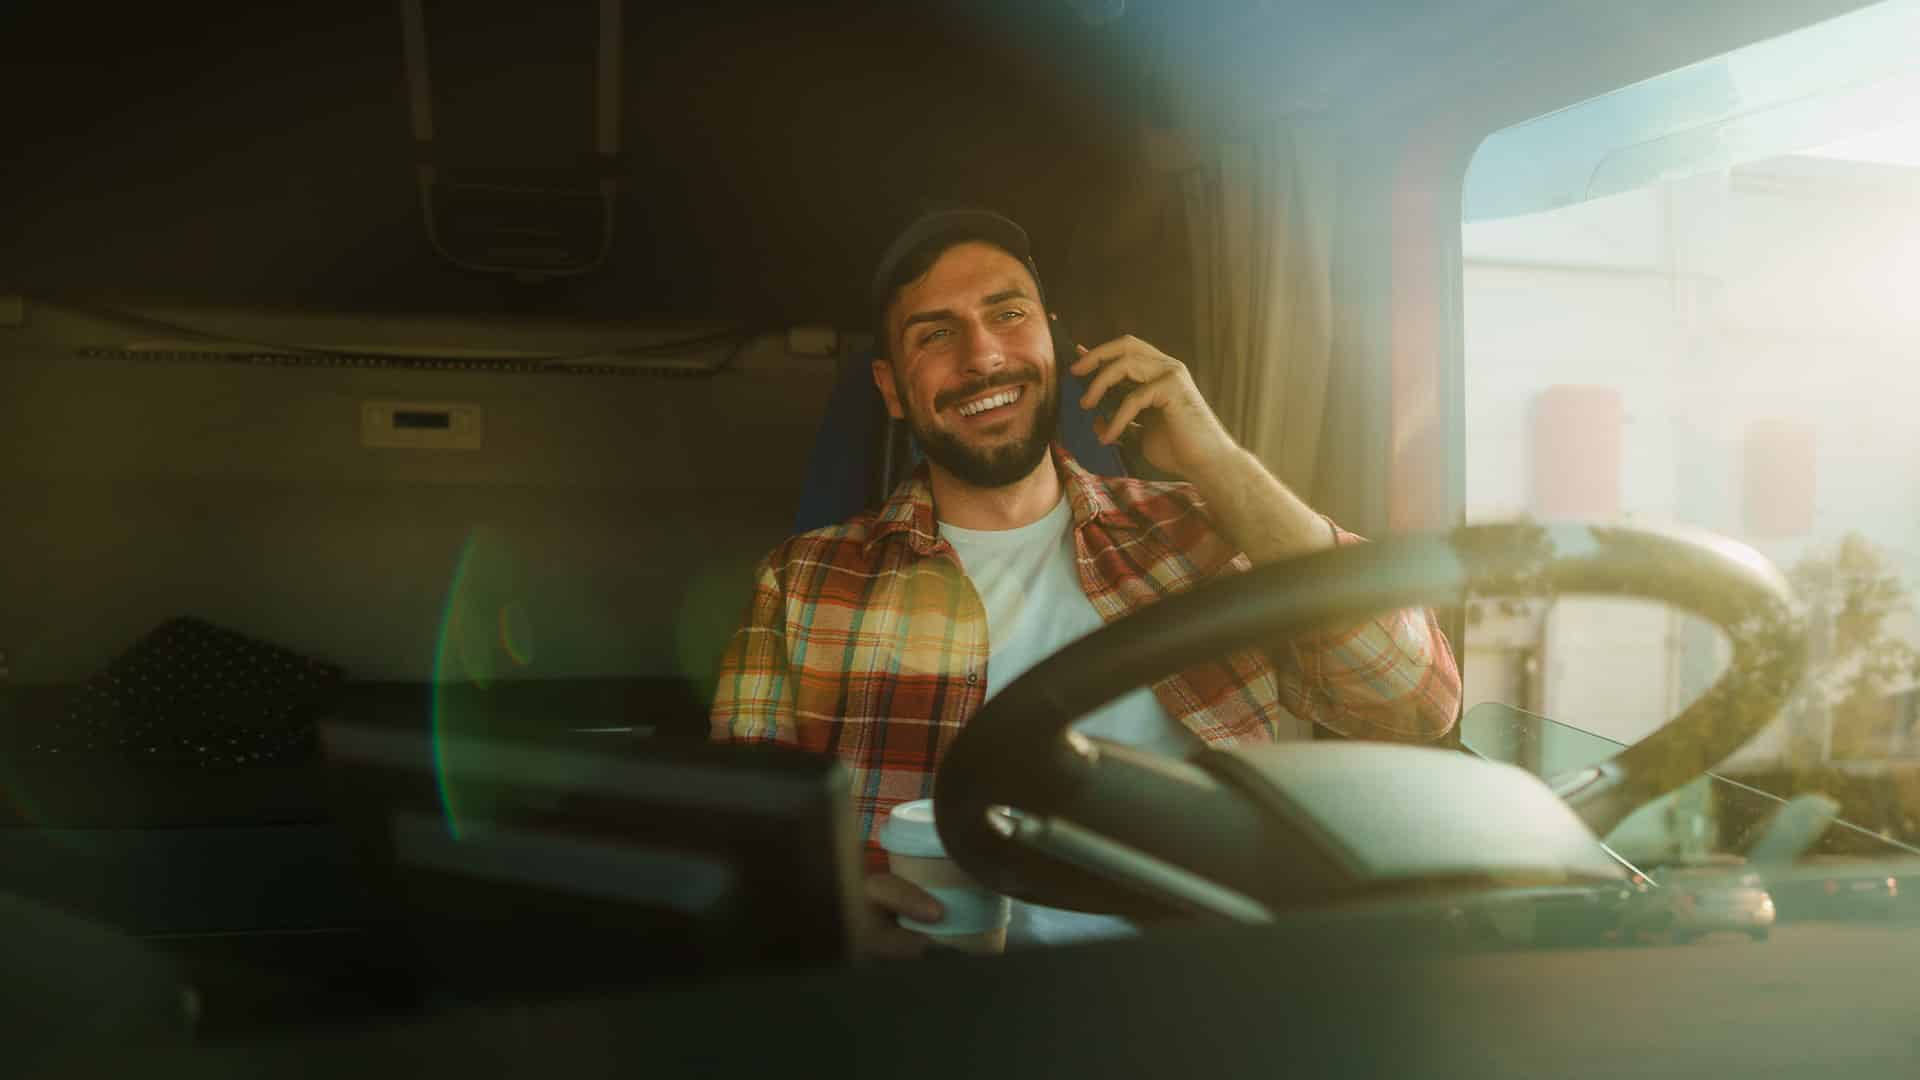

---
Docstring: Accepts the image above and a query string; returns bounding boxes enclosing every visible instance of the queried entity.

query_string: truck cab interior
[7,1,1920,1076]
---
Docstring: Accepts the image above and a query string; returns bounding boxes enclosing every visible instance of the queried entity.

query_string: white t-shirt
[940,495,1199,945]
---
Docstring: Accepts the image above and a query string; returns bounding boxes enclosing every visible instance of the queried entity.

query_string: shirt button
[966,670,979,685]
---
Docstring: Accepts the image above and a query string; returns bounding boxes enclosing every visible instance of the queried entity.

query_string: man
[711,208,1460,955]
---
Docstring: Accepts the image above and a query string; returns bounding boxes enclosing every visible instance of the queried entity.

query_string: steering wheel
[933,521,1804,917]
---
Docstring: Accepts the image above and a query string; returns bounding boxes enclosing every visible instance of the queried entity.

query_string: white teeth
[957,386,1022,417]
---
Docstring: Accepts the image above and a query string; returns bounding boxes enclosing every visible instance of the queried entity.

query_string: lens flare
[499,601,536,667]
[433,527,529,838]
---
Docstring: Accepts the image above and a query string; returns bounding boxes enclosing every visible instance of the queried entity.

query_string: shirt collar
[866,442,1134,557]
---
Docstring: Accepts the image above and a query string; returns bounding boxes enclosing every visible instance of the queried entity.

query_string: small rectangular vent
[361,401,481,450]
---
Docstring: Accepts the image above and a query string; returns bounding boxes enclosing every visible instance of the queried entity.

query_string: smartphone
[1050,315,1139,444]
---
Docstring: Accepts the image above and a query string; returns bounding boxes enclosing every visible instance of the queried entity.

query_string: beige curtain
[1181,118,1337,500]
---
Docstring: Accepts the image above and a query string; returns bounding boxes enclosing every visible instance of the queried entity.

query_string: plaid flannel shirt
[711,444,1460,867]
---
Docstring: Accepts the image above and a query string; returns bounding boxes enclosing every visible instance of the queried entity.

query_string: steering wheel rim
[933,521,1805,913]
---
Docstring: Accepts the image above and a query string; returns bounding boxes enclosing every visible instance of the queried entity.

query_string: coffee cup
[877,798,1010,955]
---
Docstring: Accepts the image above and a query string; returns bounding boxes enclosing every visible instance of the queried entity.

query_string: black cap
[866,208,1041,320]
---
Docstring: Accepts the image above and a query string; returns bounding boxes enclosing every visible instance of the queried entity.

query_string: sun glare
[1805,117,1920,167]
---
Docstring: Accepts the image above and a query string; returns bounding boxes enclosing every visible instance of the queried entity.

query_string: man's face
[872,241,1059,489]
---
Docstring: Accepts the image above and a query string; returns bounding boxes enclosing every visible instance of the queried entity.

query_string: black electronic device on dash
[321,724,868,1000]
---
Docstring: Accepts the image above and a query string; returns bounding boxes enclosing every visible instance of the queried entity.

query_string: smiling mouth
[954,385,1025,418]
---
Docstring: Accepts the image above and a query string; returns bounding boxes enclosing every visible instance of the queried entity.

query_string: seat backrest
[794,352,1127,533]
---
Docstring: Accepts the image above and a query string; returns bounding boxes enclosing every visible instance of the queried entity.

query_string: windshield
[1461,3,1920,878]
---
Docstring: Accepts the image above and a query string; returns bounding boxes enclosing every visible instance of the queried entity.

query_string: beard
[902,365,1060,489]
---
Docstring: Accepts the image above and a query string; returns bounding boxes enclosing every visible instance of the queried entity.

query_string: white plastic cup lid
[877,798,947,859]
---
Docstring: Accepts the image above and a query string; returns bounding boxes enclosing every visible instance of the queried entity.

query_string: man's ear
[871,357,906,420]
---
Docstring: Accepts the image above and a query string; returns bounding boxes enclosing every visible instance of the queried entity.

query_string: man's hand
[859,872,945,959]
[1074,334,1334,563]
[1072,336,1239,482]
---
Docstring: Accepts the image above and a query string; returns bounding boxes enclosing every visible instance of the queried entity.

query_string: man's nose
[958,321,1006,374]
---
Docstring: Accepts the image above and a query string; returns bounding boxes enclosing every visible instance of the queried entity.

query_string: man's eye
[995,309,1024,322]
[918,328,951,346]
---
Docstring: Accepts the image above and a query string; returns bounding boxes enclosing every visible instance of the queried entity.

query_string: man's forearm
[1188,447,1461,742]
[1183,447,1336,565]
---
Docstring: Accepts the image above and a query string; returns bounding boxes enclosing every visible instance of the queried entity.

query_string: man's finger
[1070,336,1139,375]
[865,872,943,924]
[1079,349,1163,410]
[1101,377,1174,443]
[863,924,933,960]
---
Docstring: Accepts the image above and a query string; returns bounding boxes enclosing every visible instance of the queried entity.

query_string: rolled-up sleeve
[1278,526,1461,742]
[709,555,801,746]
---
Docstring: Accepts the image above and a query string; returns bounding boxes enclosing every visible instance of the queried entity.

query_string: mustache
[934,367,1044,413]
